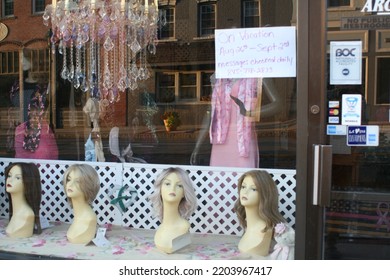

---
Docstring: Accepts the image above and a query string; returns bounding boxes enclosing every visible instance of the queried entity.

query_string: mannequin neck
[244,205,264,228]
[25,71,37,83]
[71,197,93,217]
[10,192,30,213]
[161,201,183,224]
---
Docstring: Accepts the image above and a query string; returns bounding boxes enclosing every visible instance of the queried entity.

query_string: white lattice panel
[0,158,295,235]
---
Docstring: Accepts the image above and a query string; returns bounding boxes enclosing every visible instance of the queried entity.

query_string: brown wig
[234,170,285,232]
[5,162,42,234]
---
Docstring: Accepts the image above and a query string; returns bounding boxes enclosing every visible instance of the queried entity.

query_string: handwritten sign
[215,27,296,79]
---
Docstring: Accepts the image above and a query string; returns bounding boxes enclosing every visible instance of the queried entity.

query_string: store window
[242,0,260,28]
[158,6,175,39]
[2,0,14,17]
[33,0,46,14]
[0,0,297,171]
[198,2,216,37]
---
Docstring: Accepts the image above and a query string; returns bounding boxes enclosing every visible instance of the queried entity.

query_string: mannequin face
[6,165,24,194]
[161,172,185,203]
[239,175,260,207]
[65,169,85,200]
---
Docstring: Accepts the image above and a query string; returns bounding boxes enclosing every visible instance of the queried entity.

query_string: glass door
[323,2,390,259]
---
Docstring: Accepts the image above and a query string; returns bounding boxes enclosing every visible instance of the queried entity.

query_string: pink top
[14,121,59,160]
[209,78,258,157]
[209,78,259,168]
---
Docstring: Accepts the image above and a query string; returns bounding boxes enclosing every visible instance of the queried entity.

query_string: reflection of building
[0,0,297,167]
[327,0,390,122]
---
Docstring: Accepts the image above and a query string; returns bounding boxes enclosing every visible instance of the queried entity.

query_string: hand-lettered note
[215,27,296,79]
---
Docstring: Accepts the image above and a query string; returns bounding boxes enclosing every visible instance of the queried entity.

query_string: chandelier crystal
[43,0,159,103]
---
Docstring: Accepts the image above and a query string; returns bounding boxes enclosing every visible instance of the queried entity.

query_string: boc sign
[330,41,362,85]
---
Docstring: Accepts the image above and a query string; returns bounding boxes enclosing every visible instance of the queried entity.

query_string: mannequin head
[63,164,100,206]
[5,162,42,234]
[149,167,197,220]
[234,170,285,232]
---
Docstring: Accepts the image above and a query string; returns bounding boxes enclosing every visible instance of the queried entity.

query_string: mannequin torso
[238,220,273,256]
[6,202,35,238]
[154,217,190,254]
[67,203,97,244]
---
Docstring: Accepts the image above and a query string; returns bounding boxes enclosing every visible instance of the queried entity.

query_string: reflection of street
[0,120,297,169]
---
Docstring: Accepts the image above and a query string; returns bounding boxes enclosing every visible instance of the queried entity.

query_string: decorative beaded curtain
[0,158,296,235]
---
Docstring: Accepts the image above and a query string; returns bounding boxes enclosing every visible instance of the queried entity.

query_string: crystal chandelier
[43,0,159,103]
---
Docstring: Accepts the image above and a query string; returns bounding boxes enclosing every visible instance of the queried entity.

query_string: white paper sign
[330,41,362,85]
[215,27,296,79]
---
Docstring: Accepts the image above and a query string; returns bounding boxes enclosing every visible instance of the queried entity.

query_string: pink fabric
[209,78,259,168]
[15,121,59,160]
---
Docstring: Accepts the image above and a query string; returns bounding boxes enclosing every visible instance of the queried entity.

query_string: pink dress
[14,121,59,160]
[209,78,259,168]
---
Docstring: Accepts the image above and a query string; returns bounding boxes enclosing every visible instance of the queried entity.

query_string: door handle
[312,144,332,207]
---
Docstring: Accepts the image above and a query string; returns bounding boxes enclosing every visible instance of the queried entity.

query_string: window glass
[179,73,197,101]
[3,0,14,17]
[33,0,46,14]
[158,7,175,39]
[199,3,216,37]
[0,1,297,171]
[328,0,351,7]
[242,0,260,28]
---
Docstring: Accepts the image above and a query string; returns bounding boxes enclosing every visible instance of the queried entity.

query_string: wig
[63,164,100,206]
[234,170,285,232]
[5,162,42,234]
[149,167,197,220]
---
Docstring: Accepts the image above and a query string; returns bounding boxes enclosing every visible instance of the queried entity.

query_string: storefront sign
[330,41,362,85]
[347,125,379,146]
[341,94,362,125]
[215,27,296,79]
[341,15,390,30]
[361,0,390,14]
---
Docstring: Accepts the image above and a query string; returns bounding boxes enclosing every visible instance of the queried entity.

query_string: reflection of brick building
[0,0,296,166]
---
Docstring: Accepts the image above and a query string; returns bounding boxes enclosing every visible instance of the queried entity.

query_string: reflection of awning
[0,23,9,42]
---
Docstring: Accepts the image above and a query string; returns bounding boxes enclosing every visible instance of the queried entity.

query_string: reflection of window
[158,6,175,39]
[2,0,14,17]
[201,72,212,101]
[376,57,390,104]
[0,51,19,74]
[24,49,50,73]
[199,3,216,37]
[327,0,351,7]
[156,71,213,103]
[242,0,260,28]
[157,73,176,103]
[33,0,46,14]
[179,73,197,101]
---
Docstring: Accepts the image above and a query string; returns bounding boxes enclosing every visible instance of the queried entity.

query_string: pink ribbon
[376,202,390,232]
